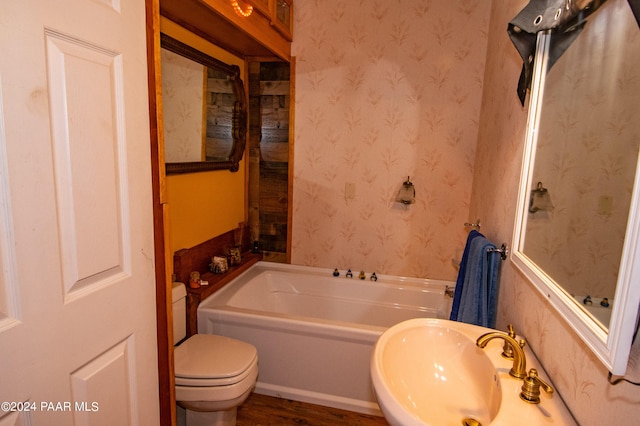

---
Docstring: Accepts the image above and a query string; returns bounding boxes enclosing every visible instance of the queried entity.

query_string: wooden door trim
[146,0,175,424]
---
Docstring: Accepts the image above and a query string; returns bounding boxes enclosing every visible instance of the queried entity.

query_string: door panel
[46,29,129,300]
[70,338,136,425]
[0,1,160,424]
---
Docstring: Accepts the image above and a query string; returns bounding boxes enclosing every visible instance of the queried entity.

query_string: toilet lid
[174,334,257,381]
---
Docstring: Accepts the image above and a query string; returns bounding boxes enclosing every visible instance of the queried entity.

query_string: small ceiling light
[231,0,253,17]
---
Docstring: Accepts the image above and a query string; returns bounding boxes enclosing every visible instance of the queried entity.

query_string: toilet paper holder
[529,181,554,213]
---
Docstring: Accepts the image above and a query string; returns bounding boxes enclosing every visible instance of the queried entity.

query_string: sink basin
[371,318,577,426]
[371,319,501,425]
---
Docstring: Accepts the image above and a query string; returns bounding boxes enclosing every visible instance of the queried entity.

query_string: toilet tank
[171,282,187,345]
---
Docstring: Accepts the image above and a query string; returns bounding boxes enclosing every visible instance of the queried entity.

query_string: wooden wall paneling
[248,61,262,246]
[257,61,290,260]
[172,229,260,336]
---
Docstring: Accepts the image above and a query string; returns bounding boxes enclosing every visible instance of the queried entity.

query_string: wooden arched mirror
[160,33,247,174]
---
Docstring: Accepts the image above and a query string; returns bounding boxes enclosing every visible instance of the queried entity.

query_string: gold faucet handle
[501,325,516,358]
[502,325,526,358]
[520,368,554,404]
[502,332,526,359]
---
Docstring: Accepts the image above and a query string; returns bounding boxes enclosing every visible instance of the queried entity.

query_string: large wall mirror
[161,33,247,174]
[512,0,640,375]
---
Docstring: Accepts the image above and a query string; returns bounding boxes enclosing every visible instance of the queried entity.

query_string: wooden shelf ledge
[185,252,261,336]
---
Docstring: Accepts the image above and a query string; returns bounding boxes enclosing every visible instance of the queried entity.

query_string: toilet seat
[174,334,258,387]
[175,362,258,404]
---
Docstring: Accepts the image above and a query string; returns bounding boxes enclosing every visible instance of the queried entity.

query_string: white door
[0,1,160,425]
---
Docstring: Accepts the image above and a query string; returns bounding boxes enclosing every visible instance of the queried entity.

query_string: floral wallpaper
[290,0,640,423]
[523,2,640,304]
[291,0,490,280]
[161,48,204,163]
[471,0,640,425]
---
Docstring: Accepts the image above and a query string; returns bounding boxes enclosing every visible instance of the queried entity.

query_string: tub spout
[476,332,527,379]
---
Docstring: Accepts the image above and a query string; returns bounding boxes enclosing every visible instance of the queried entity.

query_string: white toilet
[172,282,258,426]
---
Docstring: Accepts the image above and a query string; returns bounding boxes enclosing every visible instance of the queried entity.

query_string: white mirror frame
[512,32,640,375]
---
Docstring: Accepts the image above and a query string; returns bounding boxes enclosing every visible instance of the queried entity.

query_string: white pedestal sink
[370,318,576,426]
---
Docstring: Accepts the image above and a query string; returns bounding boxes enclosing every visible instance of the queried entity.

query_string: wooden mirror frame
[161,33,247,174]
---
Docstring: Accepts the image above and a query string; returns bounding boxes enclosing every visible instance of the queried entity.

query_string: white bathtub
[197,261,454,415]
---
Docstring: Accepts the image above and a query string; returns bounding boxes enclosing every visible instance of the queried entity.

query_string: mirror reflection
[160,33,247,174]
[520,1,640,330]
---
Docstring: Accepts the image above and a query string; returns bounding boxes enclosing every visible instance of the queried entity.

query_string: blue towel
[449,230,481,321]
[450,232,500,328]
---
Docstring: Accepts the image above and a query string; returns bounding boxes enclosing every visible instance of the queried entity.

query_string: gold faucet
[476,331,527,379]
[520,368,554,403]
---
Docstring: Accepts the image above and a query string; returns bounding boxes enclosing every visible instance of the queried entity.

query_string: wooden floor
[236,393,389,425]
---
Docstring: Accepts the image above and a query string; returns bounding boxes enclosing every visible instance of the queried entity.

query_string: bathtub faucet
[476,332,527,379]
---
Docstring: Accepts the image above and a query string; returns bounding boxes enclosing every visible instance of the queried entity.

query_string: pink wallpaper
[291,0,490,279]
[473,1,640,424]
[291,0,640,423]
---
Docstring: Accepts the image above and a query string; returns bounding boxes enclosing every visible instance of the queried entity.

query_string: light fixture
[396,176,416,205]
[231,0,253,17]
